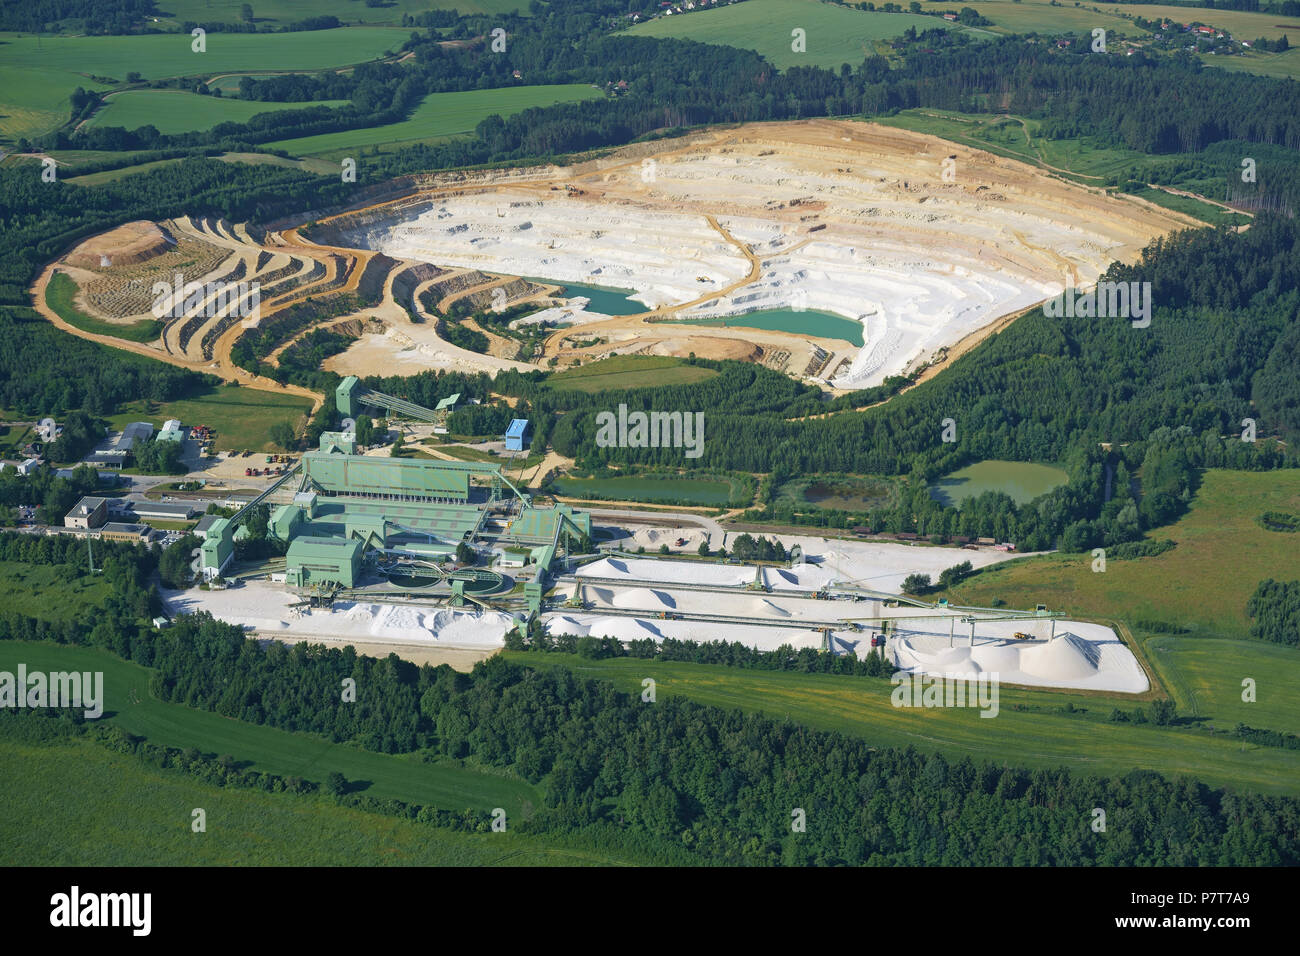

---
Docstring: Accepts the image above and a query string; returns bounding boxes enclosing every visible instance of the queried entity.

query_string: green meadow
[0,640,540,816]
[155,0,525,28]
[45,271,162,343]
[104,384,313,453]
[262,84,604,157]
[88,90,351,135]
[507,651,1300,795]
[630,0,969,69]
[545,355,719,393]
[0,736,626,866]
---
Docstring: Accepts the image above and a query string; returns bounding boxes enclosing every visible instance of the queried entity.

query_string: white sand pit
[163,580,515,650]
[888,619,1147,693]
[578,556,753,588]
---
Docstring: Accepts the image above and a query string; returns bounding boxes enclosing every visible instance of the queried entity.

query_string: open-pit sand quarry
[38,120,1195,394]
[309,119,1196,387]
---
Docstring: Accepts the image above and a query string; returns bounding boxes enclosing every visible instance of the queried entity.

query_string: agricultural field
[962,0,1144,35]
[545,355,719,393]
[1093,2,1300,42]
[44,271,162,343]
[262,84,604,158]
[509,651,1300,796]
[87,90,351,135]
[0,28,409,143]
[0,640,540,816]
[629,0,972,69]
[0,736,627,866]
[948,469,1300,644]
[1198,47,1300,81]
[153,0,526,29]
[104,384,313,453]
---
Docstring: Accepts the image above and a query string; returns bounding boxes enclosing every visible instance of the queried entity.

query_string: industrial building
[117,422,154,452]
[505,419,532,451]
[65,496,108,530]
[126,501,199,521]
[158,419,184,443]
[285,536,363,589]
[198,434,591,603]
[100,522,152,543]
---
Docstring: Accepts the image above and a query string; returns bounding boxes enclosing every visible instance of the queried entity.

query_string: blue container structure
[505,418,532,451]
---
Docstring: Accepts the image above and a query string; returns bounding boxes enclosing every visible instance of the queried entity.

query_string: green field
[965,0,1142,35]
[262,84,604,157]
[154,0,525,28]
[0,28,409,143]
[507,651,1300,795]
[104,384,313,453]
[0,562,112,621]
[1148,637,1300,736]
[630,0,973,69]
[546,355,719,393]
[950,469,1300,644]
[45,271,162,343]
[0,735,628,866]
[1198,48,1300,81]
[1093,2,1300,41]
[0,640,539,815]
[88,90,351,135]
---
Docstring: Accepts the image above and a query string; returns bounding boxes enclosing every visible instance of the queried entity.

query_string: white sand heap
[545,613,834,651]
[889,623,1147,694]
[163,580,514,649]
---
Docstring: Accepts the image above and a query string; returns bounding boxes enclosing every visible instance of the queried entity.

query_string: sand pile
[66,220,172,268]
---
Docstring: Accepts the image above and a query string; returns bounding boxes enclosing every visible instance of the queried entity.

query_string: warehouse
[285,536,364,589]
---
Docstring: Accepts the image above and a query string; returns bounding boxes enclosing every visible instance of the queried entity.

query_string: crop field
[0,640,540,816]
[964,0,1144,35]
[1198,47,1300,81]
[154,0,526,28]
[104,384,313,453]
[45,272,162,343]
[1094,2,1300,41]
[0,28,408,142]
[629,0,971,69]
[88,90,351,135]
[0,736,626,866]
[509,652,1300,795]
[1147,637,1300,736]
[545,355,719,393]
[262,84,604,157]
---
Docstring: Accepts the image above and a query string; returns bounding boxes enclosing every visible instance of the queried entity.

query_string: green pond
[552,476,733,505]
[799,478,896,512]
[929,460,1070,508]
[527,279,647,315]
[668,309,864,347]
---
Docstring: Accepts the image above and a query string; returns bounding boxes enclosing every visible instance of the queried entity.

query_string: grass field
[551,475,737,506]
[964,0,1143,35]
[507,651,1300,795]
[104,384,312,453]
[545,355,719,393]
[0,562,112,621]
[0,736,628,866]
[0,28,408,143]
[262,84,604,157]
[1198,47,1300,81]
[0,423,33,458]
[1148,637,1300,736]
[154,0,525,28]
[1093,2,1300,41]
[629,0,971,69]
[0,640,540,816]
[45,271,163,343]
[65,157,188,185]
[88,90,351,135]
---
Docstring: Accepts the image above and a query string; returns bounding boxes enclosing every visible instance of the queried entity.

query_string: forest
[2,598,1296,865]
[1246,579,1300,646]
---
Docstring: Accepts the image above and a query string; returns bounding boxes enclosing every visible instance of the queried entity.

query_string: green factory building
[285,536,363,589]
